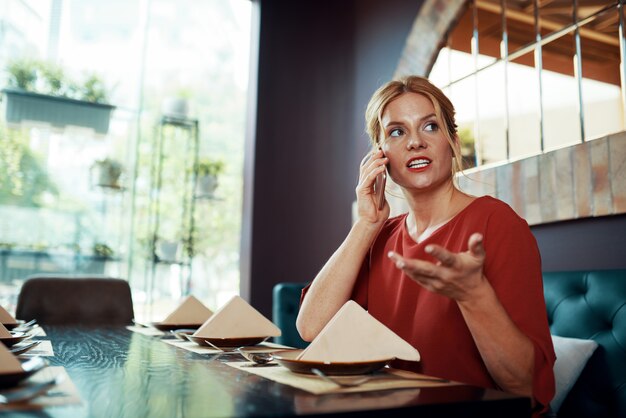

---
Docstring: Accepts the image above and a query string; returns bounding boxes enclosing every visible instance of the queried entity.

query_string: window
[429,0,624,167]
[0,0,251,319]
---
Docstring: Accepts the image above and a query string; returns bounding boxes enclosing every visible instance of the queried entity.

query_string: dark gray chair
[16,275,134,325]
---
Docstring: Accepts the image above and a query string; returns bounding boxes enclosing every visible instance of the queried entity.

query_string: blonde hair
[364,76,464,178]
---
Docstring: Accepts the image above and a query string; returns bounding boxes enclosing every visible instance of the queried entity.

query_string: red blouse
[303,196,555,410]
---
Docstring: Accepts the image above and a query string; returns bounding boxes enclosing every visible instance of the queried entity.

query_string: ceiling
[447,0,620,85]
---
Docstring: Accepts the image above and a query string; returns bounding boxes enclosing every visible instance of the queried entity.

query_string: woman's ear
[448,133,459,151]
[379,135,390,154]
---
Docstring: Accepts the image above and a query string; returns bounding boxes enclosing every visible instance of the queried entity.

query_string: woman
[296,76,555,413]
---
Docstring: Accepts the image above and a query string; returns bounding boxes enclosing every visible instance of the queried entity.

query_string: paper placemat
[227,362,458,395]
[163,339,292,355]
[0,366,81,411]
[30,326,47,337]
[126,325,165,337]
[17,340,54,357]
[162,339,222,354]
[293,387,423,415]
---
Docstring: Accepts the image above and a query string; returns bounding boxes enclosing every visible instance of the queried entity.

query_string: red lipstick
[406,157,432,172]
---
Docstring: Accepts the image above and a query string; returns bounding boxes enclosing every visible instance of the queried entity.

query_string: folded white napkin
[194,295,281,338]
[161,295,213,325]
[0,339,22,374]
[0,305,18,326]
[0,323,12,338]
[298,300,420,363]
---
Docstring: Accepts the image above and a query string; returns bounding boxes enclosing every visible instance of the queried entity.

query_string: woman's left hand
[388,233,488,301]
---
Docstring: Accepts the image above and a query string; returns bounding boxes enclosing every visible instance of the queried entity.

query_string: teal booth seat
[544,270,626,418]
[272,283,309,348]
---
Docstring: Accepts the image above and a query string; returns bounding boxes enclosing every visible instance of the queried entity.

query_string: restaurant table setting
[2,321,53,357]
[0,307,44,350]
[185,295,281,347]
[222,300,458,395]
[0,306,21,331]
[147,297,458,394]
[11,340,54,357]
[0,323,31,348]
[163,339,291,356]
[127,295,213,336]
[0,366,80,412]
[0,297,531,417]
[226,362,455,395]
[160,295,286,355]
[0,306,80,412]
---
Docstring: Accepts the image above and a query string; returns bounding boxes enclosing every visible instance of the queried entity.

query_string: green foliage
[6,59,37,90]
[93,242,114,258]
[458,127,477,169]
[0,124,59,207]
[174,87,194,100]
[194,158,225,177]
[38,62,66,96]
[5,59,111,103]
[81,74,109,103]
[94,158,123,179]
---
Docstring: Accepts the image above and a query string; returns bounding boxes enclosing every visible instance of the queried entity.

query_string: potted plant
[161,88,193,119]
[90,158,123,189]
[458,128,477,169]
[194,158,225,198]
[2,59,115,134]
[81,74,109,103]
[6,59,37,91]
[156,239,181,262]
[93,242,114,259]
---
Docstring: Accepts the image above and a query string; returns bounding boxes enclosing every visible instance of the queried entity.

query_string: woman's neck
[402,182,473,240]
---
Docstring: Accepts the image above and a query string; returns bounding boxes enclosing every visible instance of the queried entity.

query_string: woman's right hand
[355,149,390,226]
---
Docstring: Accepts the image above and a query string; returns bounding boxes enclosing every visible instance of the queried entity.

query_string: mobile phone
[374,171,386,210]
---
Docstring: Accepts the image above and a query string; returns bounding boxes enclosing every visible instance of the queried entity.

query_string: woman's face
[380,92,454,193]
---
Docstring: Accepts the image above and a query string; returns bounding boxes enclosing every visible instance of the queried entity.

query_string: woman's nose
[406,133,426,150]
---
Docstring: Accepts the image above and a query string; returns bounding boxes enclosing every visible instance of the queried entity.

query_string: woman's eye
[389,128,403,137]
[424,122,439,132]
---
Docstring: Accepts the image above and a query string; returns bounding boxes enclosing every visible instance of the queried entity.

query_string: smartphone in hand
[374,171,387,210]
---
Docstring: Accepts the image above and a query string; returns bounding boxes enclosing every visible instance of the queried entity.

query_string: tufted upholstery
[272,282,309,348]
[544,270,626,418]
[16,275,134,325]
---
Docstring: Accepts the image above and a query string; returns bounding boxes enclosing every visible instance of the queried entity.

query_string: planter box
[2,88,115,134]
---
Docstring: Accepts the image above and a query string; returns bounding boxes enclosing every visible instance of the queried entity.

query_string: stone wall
[381,132,626,226]
[457,131,626,225]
